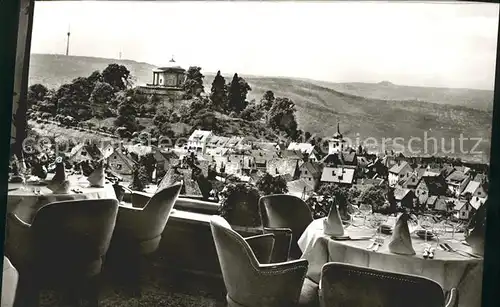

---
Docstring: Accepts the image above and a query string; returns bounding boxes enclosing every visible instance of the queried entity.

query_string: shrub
[218,182,261,227]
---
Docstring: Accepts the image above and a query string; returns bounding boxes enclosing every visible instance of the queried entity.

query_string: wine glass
[419,215,433,246]
[359,204,372,227]
[369,213,388,240]
[19,162,32,192]
[433,221,446,247]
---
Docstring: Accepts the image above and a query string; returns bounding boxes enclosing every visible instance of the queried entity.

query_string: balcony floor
[37,256,227,307]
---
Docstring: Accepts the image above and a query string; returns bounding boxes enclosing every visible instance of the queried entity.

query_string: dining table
[298,217,484,307]
[7,175,117,223]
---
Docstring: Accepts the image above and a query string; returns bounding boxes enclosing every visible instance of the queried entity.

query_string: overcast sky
[31,1,499,90]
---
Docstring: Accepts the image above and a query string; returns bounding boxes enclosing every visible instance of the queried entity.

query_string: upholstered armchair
[2,257,19,307]
[210,216,319,307]
[4,199,119,307]
[319,262,459,307]
[259,195,314,260]
[107,183,182,295]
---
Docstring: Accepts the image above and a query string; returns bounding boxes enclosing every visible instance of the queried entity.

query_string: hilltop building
[138,57,186,97]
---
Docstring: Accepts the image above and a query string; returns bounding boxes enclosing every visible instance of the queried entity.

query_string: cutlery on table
[444,243,481,259]
[439,243,481,259]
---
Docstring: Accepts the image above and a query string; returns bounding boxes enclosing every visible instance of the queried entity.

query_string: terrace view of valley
[5,50,492,307]
[23,53,491,222]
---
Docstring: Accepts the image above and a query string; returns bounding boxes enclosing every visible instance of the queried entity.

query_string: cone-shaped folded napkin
[388,212,416,255]
[466,204,486,256]
[47,157,70,194]
[323,198,345,237]
[87,161,105,187]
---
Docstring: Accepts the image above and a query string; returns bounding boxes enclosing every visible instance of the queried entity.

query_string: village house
[453,199,475,221]
[225,136,246,150]
[287,142,321,162]
[393,187,416,209]
[297,161,322,189]
[432,196,451,212]
[460,180,487,199]
[106,148,137,177]
[152,148,180,173]
[266,158,300,181]
[123,143,152,157]
[446,168,471,197]
[68,143,103,164]
[100,143,115,160]
[248,150,276,171]
[205,135,230,150]
[287,142,315,155]
[365,157,389,179]
[470,196,487,212]
[320,166,356,187]
[388,160,413,187]
[321,150,357,167]
[415,175,447,199]
[187,130,213,154]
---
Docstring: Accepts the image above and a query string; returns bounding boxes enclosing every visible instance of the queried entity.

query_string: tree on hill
[260,90,275,111]
[227,73,251,114]
[267,97,299,139]
[240,104,264,121]
[89,81,115,104]
[54,77,95,121]
[210,71,227,111]
[183,66,205,98]
[114,96,139,133]
[27,84,48,108]
[255,173,288,195]
[102,64,131,90]
[87,70,103,84]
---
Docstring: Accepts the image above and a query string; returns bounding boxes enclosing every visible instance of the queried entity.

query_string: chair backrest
[140,182,182,237]
[259,194,313,252]
[31,199,118,270]
[320,263,445,307]
[210,216,260,298]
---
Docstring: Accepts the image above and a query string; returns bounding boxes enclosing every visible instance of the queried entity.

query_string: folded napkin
[87,161,105,187]
[47,157,70,194]
[466,222,485,256]
[323,198,345,237]
[388,212,416,255]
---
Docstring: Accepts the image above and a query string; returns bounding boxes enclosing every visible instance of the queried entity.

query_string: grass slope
[29,54,493,163]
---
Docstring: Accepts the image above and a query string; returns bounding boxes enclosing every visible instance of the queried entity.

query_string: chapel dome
[153,57,186,72]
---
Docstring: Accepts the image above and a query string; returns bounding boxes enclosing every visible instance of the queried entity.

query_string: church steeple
[332,122,343,139]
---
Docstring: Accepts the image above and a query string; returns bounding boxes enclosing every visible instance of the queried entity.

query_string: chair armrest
[445,288,459,307]
[114,205,145,235]
[245,259,308,305]
[4,213,32,267]
[245,233,275,264]
[131,191,152,208]
[263,227,292,263]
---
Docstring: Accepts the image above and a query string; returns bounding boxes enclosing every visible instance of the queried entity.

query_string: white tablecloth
[298,218,483,307]
[7,181,116,223]
[2,257,18,307]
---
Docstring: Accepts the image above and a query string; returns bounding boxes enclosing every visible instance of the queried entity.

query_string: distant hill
[310,80,494,112]
[28,54,493,163]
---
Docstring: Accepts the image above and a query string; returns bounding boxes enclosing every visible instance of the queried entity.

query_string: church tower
[328,123,346,155]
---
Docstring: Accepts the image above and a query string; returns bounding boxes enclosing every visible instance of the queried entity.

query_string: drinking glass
[20,164,32,192]
[433,221,446,247]
[419,215,433,245]
[359,204,372,227]
[369,213,388,240]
